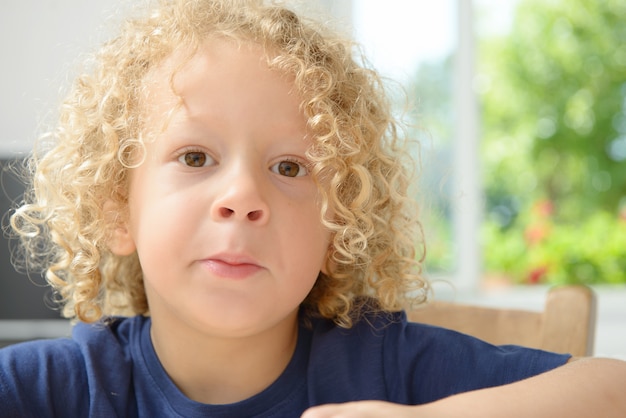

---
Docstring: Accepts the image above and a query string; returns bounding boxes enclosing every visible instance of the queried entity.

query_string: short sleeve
[0,338,89,417]
[383,312,571,404]
[0,318,138,417]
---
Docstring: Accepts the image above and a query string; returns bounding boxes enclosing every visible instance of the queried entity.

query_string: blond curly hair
[10,0,428,326]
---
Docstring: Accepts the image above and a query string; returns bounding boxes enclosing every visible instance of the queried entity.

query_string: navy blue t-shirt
[0,311,570,417]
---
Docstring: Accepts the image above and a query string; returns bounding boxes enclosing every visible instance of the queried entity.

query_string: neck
[150,310,300,405]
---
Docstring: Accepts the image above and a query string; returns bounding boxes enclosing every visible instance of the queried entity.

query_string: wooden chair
[407,285,597,357]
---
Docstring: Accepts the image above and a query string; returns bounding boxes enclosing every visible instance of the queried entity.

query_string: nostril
[247,210,263,221]
[219,207,234,218]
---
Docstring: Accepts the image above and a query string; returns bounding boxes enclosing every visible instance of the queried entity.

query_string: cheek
[126,178,190,262]
[291,211,331,270]
[131,196,194,244]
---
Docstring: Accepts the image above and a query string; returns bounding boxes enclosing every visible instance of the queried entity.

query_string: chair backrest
[407,285,597,357]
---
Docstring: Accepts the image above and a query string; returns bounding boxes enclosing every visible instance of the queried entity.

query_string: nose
[210,165,270,224]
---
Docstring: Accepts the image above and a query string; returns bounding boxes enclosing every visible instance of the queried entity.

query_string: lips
[200,253,264,279]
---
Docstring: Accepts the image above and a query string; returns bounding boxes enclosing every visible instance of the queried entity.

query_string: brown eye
[271,160,307,177]
[179,151,211,167]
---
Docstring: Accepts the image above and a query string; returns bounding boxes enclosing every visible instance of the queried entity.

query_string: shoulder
[0,316,146,416]
[0,335,83,373]
[381,312,572,403]
[305,309,570,405]
[0,335,86,416]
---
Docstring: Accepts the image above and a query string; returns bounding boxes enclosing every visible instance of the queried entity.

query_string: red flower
[527,266,548,284]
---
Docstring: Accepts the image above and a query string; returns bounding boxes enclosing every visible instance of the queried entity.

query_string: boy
[1,1,625,416]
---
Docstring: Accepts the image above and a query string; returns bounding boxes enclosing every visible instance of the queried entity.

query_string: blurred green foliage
[409,58,456,274]
[483,203,626,284]
[480,0,626,284]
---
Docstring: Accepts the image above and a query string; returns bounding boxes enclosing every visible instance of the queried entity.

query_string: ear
[103,200,137,256]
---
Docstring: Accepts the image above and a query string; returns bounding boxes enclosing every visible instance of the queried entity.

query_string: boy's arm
[302,357,626,418]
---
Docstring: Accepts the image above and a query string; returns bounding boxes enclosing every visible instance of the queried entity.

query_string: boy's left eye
[270,160,308,177]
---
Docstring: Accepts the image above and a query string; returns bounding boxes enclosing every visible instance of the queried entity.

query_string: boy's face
[113,39,330,339]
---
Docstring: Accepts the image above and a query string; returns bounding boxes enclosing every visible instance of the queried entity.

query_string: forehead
[143,39,300,111]
[138,37,308,143]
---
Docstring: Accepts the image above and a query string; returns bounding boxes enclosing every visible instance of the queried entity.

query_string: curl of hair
[10,0,428,326]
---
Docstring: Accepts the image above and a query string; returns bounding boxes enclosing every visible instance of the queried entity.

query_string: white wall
[0,1,130,157]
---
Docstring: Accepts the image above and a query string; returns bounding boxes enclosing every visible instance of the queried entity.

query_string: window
[348,1,479,289]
